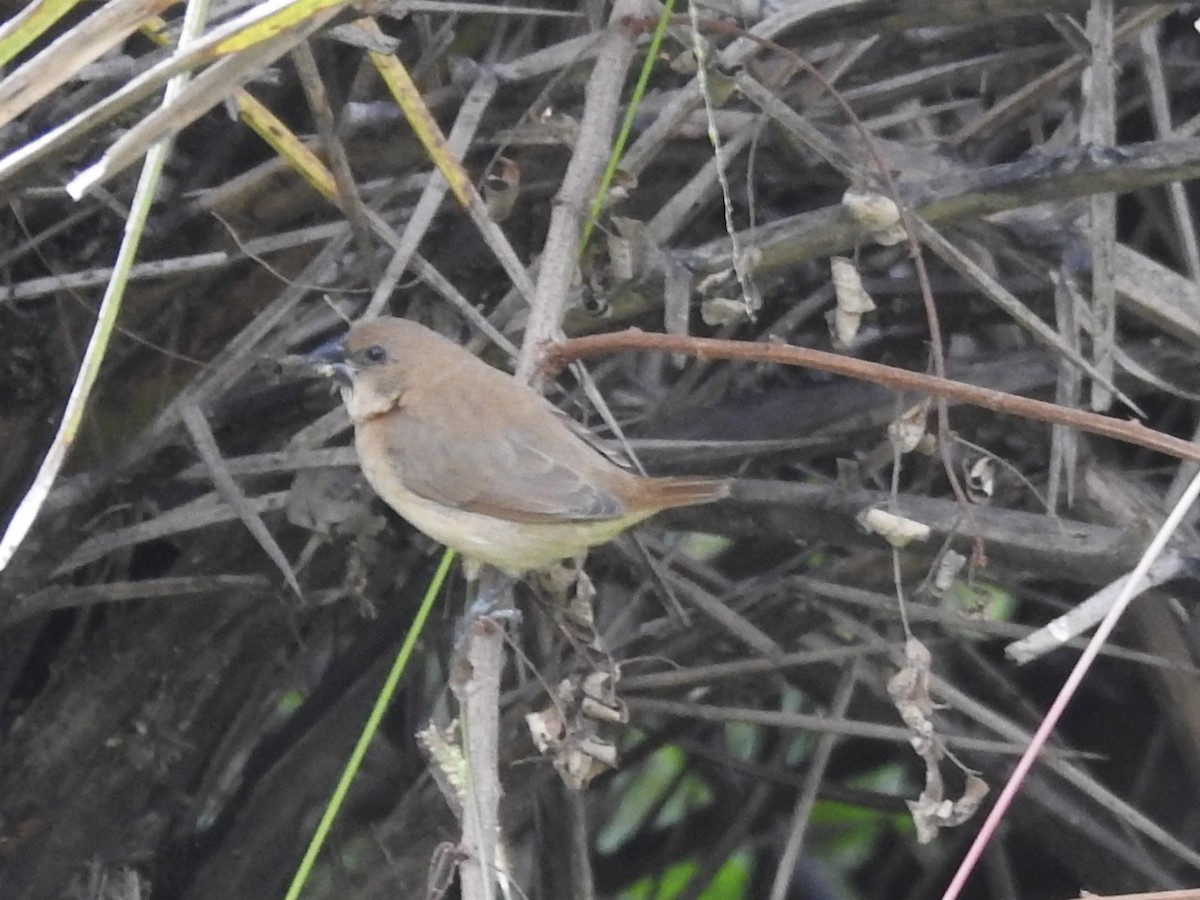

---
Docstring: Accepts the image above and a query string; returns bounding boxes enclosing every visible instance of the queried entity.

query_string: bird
[309,316,730,576]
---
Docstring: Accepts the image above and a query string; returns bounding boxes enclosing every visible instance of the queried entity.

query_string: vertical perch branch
[452,3,645,898]
[452,570,511,900]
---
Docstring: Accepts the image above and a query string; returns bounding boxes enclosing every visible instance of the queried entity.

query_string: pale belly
[358,443,646,574]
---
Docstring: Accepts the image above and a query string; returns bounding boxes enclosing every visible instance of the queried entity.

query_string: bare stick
[547,330,1200,464]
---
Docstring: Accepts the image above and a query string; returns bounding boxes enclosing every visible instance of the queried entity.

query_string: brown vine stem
[546,330,1200,465]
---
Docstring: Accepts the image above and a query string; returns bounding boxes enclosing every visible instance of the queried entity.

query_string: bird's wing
[371,403,627,524]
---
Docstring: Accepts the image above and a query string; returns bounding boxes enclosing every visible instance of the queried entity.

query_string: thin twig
[548,330,1200,464]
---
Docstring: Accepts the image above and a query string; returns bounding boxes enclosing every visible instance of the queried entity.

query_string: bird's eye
[361,345,388,365]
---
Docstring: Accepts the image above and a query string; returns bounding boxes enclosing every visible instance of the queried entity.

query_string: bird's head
[307,317,459,423]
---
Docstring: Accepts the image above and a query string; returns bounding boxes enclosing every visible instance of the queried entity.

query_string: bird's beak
[305,336,354,386]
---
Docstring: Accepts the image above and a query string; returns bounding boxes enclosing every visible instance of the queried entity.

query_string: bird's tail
[636,476,731,512]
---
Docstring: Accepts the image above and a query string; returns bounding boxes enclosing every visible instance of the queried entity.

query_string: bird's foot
[452,570,522,660]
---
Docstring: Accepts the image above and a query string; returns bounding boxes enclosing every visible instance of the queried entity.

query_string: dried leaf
[828,256,877,347]
[860,508,931,547]
[701,296,751,326]
[965,456,996,501]
[483,156,521,222]
[931,550,968,596]
[843,188,905,246]
[887,401,931,455]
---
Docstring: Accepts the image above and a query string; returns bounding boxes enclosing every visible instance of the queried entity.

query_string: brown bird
[312,317,729,575]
